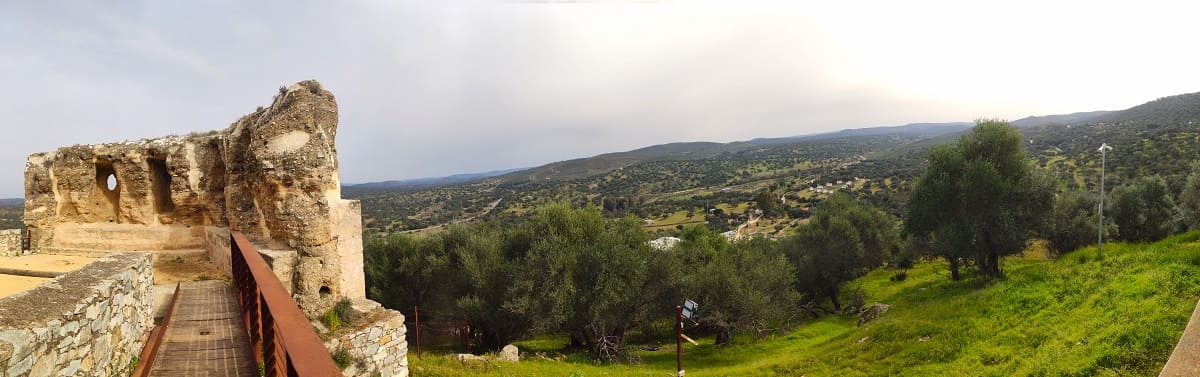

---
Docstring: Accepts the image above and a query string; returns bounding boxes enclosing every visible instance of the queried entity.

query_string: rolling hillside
[413,232,1200,376]
[0,199,21,229]
[346,91,1200,234]
[493,122,972,184]
[346,168,528,192]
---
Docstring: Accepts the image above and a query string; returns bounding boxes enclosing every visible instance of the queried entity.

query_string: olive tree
[1108,175,1177,242]
[786,193,897,310]
[904,120,1054,279]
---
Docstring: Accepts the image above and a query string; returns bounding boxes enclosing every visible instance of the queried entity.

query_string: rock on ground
[451,354,486,364]
[857,303,891,326]
[498,344,519,362]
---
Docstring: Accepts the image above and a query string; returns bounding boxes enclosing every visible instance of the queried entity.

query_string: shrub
[321,309,341,332]
[1182,161,1200,230]
[303,81,322,95]
[1044,191,1103,255]
[334,297,354,323]
[331,348,353,370]
[1109,175,1177,242]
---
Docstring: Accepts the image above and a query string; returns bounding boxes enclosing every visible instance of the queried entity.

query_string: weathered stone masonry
[0,253,154,377]
[23,80,364,316]
[12,80,406,376]
[324,307,409,377]
[0,231,21,257]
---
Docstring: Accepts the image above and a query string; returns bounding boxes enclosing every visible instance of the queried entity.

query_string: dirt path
[0,254,98,298]
[153,252,227,285]
[733,215,760,239]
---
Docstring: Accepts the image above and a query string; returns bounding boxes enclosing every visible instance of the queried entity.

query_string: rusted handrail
[231,231,340,376]
[132,282,181,377]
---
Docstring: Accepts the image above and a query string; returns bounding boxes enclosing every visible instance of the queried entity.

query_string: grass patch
[331,348,354,370]
[414,232,1200,376]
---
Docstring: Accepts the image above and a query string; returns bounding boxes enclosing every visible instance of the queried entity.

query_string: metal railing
[131,283,180,377]
[231,231,340,376]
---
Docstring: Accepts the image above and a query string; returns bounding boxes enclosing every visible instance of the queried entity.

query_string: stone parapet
[0,230,22,257]
[0,252,154,376]
[324,306,409,377]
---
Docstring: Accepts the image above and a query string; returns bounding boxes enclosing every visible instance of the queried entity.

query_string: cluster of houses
[648,230,744,251]
[807,177,864,194]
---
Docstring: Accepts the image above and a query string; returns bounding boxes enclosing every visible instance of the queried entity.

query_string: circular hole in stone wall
[319,286,332,297]
[106,174,118,191]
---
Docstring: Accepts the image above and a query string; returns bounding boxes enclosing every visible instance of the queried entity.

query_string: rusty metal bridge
[133,232,340,377]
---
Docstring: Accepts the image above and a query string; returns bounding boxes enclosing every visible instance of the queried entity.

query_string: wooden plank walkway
[149,280,258,377]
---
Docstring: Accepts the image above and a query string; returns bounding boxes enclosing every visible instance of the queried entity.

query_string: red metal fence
[231,231,340,376]
[131,283,180,377]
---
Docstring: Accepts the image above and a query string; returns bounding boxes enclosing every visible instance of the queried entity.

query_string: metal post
[414,306,421,359]
[1098,144,1110,259]
[463,311,471,354]
[676,305,683,376]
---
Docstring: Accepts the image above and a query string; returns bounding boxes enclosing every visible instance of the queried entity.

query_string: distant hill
[0,198,21,229]
[1091,92,1200,126]
[496,142,740,183]
[1010,111,1112,128]
[347,90,1200,234]
[797,122,973,141]
[346,168,527,192]
[496,122,973,183]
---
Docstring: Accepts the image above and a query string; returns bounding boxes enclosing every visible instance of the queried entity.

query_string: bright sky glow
[2,0,1198,196]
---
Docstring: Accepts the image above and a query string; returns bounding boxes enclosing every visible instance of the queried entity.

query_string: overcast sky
[2,1,1199,197]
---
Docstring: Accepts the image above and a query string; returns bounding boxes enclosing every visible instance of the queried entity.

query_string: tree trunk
[610,326,627,351]
[949,258,961,281]
[569,329,587,350]
[990,252,1003,277]
[827,285,841,311]
[715,327,733,345]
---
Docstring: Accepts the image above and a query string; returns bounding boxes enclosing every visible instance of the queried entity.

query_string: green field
[410,232,1200,376]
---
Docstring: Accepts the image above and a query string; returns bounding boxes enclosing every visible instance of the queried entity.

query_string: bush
[1182,161,1200,230]
[1044,191,1104,255]
[1109,175,1178,242]
[334,297,354,323]
[331,348,354,370]
[303,80,322,95]
[321,309,341,332]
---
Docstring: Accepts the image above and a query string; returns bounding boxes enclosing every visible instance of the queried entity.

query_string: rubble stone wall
[0,229,21,257]
[23,80,363,316]
[0,253,154,377]
[324,308,409,377]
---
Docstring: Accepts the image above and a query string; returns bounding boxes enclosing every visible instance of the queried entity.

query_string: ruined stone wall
[23,80,364,316]
[0,253,154,377]
[0,230,21,257]
[324,308,409,377]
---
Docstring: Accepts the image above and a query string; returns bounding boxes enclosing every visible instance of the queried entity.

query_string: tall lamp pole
[1098,143,1113,259]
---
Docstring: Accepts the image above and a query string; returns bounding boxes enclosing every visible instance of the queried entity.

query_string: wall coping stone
[0,252,148,329]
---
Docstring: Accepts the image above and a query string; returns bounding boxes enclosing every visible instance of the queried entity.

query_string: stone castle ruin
[1,80,406,376]
[22,80,363,315]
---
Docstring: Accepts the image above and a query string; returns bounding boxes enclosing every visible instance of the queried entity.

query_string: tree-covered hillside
[347,91,1200,236]
[0,200,21,229]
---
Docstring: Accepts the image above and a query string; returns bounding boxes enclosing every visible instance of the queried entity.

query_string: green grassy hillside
[411,232,1200,376]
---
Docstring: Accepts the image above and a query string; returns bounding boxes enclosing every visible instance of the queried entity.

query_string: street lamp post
[1098,143,1113,259]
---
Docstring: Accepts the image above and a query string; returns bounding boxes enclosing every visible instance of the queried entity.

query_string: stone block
[498,344,519,362]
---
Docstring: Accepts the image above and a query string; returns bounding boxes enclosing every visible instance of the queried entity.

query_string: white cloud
[0,1,1198,196]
